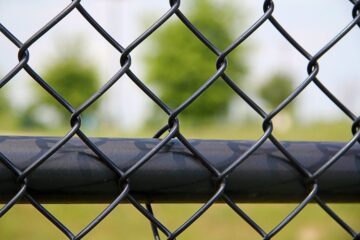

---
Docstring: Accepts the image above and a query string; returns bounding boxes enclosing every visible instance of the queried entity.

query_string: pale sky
[1,0,359,130]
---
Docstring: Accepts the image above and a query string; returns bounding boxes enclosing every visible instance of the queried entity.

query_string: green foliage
[0,92,9,114]
[0,91,13,128]
[0,71,17,129]
[35,42,100,125]
[145,0,247,123]
[259,73,294,110]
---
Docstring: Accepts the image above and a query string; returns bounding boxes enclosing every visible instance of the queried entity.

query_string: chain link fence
[1,0,360,239]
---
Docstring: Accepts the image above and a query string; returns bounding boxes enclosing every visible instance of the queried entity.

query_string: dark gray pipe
[0,136,359,203]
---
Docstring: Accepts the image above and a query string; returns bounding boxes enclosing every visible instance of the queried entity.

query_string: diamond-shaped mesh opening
[0,205,66,239]
[273,204,360,240]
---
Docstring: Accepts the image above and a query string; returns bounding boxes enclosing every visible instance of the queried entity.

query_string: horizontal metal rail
[0,136,359,203]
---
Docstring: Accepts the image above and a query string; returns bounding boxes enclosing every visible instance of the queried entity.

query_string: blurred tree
[31,40,100,127]
[259,73,294,111]
[145,0,247,123]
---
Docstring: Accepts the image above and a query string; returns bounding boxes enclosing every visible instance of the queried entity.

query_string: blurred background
[0,0,359,239]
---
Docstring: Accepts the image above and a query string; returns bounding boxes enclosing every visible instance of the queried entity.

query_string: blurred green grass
[0,120,359,239]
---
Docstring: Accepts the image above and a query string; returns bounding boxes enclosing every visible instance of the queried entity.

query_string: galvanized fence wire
[1,0,360,239]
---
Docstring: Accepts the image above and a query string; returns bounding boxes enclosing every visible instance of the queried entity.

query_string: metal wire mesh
[1,0,360,239]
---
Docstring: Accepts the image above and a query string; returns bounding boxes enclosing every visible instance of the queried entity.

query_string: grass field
[0,120,359,239]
